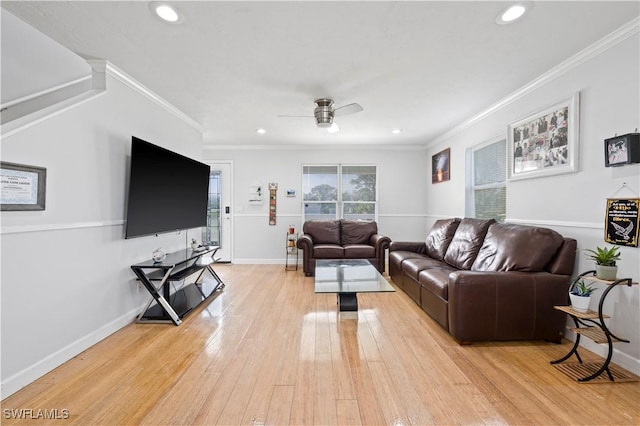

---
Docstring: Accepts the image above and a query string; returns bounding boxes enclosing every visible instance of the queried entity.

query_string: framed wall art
[507,92,579,181]
[1,161,47,211]
[432,147,450,183]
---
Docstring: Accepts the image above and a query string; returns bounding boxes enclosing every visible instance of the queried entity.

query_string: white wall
[0,13,204,397]
[424,30,640,374]
[203,146,430,263]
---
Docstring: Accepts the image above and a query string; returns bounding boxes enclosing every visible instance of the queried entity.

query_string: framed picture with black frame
[604,133,640,167]
[0,161,47,211]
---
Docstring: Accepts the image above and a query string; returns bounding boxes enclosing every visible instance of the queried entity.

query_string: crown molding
[203,143,427,151]
[428,17,640,149]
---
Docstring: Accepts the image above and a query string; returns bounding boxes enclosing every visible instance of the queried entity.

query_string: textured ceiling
[2,1,639,147]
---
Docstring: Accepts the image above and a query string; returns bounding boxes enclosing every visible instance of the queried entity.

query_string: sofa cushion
[341,220,377,245]
[419,267,456,300]
[344,244,375,259]
[425,218,461,260]
[313,244,344,259]
[444,218,495,270]
[389,250,426,266]
[304,220,341,245]
[472,223,565,272]
[402,257,449,281]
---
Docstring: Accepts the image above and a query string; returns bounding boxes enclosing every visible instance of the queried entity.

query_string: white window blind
[468,139,506,222]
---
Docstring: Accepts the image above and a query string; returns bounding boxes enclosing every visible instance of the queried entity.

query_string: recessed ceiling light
[256,128,266,134]
[150,2,183,24]
[392,129,403,134]
[496,2,532,25]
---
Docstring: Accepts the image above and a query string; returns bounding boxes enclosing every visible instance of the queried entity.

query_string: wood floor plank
[367,360,410,425]
[313,353,338,426]
[2,264,639,425]
[264,385,294,425]
[335,399,362,425]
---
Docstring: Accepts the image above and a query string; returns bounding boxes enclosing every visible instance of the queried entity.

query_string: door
[204,162,232,262]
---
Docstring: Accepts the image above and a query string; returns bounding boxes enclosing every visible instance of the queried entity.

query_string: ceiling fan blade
[333,103,363,117]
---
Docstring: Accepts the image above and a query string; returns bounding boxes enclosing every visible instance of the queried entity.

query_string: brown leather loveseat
[389,218,577,343]
[297,220,390,276]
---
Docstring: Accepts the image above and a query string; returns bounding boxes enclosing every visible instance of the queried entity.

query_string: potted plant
[191,238,199,250]
[569,278,596,312]
[584,245,620,280]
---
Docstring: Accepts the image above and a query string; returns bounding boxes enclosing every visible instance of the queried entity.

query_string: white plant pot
[595,264,617,281]
[569,293,591,313]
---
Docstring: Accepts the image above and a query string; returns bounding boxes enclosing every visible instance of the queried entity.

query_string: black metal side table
[551,270,637,382]
[285,232,298,271]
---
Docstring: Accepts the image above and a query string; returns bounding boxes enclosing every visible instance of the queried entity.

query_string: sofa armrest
[389,241,427,254]
[370,233,391,253]
[297,234,313,251]
[447,270,571,342]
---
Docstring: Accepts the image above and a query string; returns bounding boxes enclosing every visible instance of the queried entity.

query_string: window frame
[302,164,378,222]
[465,136,507,221]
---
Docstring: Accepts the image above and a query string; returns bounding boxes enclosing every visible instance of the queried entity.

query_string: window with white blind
[302,165,377,221]
[466,138,506,222]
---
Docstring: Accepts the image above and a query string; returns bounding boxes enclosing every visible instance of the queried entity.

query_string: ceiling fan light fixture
[496,2,531,25]
[314,98,334,127]
[256,128,266,134]
[392,128,403,134]
[327,122,340,133]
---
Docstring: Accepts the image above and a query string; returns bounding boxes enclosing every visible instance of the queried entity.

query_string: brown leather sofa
[389,218,577,343]
[297,220,390,276]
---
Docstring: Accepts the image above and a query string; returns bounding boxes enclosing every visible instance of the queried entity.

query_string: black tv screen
[125,136,210,239]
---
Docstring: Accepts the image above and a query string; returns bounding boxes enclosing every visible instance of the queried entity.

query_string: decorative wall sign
[605,198,639,247]
[432,148,450,183]
[268,182,278,225]
[1,162,47,211]
[507,93,579,180]
[249,185,263,203]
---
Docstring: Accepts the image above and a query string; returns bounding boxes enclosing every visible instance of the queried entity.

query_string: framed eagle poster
[605,198,639,247]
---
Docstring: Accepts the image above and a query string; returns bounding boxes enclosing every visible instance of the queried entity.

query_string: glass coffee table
[315,259,395,311]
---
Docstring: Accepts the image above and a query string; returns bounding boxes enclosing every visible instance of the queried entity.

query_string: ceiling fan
[278,98,363,133]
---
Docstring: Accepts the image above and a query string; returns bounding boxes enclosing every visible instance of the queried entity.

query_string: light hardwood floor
[2,264,639,425]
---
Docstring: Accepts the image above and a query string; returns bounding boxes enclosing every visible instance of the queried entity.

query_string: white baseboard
[0,307,139,399]
[232,258,297,265]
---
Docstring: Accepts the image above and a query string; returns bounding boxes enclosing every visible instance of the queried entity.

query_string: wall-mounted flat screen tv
[125,136,210,239]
